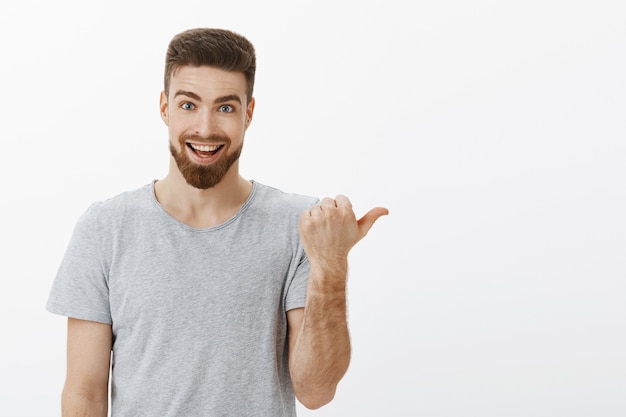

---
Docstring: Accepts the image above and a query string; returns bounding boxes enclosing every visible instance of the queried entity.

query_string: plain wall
[0,1,624,416]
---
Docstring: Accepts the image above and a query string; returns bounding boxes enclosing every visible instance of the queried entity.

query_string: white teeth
[189,143,221,152]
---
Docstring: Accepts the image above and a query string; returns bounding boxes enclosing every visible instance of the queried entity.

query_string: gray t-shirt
[47,181,318,416]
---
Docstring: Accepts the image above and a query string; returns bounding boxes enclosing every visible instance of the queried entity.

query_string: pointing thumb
[357,207,389,238]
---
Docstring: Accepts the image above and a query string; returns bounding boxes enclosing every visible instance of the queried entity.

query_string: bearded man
[47,27,388,417]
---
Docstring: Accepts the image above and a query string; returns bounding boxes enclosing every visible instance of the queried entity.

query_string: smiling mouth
[187,142,224,158]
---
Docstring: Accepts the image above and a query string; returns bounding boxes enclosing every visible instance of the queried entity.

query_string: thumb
[357,207,389,238]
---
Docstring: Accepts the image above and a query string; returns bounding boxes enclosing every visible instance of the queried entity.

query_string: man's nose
[193,110,219,138]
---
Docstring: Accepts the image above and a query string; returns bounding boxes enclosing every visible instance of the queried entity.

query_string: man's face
[160,66,254,189]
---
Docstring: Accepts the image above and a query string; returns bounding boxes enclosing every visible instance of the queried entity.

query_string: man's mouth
[187,142,224,158]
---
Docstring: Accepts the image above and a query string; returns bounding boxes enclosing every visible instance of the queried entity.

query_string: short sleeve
[283,196,318,312]
[46,206,112,324]
[284,249,309,312]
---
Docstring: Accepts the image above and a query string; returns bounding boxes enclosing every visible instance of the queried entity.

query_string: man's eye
[219,105,233,113]
[181,102,195,110]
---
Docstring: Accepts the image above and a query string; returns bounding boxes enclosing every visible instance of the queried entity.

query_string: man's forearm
[289,261,352,409]
[292,195,388,408]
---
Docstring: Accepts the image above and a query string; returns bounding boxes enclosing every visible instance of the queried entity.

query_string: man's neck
[154,163,253,229]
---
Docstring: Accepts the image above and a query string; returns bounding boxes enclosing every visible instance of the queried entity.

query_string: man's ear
[159,91,169,125]
[245,97,255,128]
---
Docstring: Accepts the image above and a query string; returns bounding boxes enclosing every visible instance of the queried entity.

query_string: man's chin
[181,169,224,189]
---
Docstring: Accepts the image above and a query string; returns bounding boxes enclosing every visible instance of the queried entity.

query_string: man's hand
[299,195,389,264]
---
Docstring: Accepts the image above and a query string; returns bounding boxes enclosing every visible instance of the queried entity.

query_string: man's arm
[288,195,388,409]
[62,318,112,417]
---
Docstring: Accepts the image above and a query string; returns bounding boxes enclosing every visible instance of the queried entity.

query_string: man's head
[164,28,256,103]
[160,28,257,190]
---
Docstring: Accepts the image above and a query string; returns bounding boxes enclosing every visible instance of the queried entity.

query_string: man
[47,28,388,416]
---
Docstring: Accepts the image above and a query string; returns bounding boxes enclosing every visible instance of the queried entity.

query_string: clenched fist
[299,195,389,265]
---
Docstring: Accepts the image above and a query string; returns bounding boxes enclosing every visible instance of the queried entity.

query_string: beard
[170,134,243,189]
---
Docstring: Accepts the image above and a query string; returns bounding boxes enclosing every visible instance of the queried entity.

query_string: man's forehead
[169,65,246,95]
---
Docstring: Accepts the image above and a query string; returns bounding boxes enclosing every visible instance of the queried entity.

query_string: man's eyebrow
[171,91,242,105]
[214,94,242,105]
[173,90,202,101]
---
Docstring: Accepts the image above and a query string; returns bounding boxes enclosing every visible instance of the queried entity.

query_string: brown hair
[164,28,256,102]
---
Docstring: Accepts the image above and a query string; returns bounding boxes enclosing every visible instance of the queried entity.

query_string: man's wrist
[307,259,348,295]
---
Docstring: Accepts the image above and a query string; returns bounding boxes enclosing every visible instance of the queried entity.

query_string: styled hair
[164,28,256,101]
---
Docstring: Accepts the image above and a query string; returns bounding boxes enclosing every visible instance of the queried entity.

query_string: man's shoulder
[78,182,154,224]
[252,182,319,212]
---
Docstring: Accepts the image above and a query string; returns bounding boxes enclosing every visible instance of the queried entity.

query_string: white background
[1,1,625,416]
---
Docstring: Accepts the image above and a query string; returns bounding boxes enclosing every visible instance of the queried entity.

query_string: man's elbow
[295,385,337,410]
[62,382,108,416]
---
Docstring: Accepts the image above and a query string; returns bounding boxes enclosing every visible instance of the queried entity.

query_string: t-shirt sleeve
[284,249,310,311]
[46,206,112,324]
[283,196,319,312]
